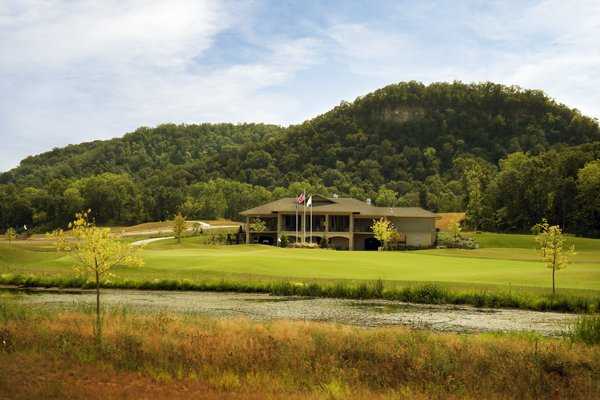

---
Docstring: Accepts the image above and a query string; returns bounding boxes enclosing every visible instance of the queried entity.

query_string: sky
[1,0,599,172]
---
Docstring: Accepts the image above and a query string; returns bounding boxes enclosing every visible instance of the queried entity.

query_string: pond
[1,287,576,336]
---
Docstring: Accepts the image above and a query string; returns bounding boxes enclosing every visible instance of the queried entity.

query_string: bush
[320,237,329,249]
[437,232,478,249]
[206,232,227,245]
[280,235,289,247]
[289,242,319,249]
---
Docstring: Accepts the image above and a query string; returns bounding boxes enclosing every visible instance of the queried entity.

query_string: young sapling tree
[52,210,143,340]
[5,227,16,246]
[250,218,267,233]
[533,219,575,295]
[173,213,188,243]
[371,218,394,250]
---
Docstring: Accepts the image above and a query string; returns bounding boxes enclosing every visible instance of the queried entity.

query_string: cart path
[129,221,240,246]
[131,236,175,246]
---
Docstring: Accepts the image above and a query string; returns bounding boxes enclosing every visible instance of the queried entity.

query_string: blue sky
[1,0,599,172]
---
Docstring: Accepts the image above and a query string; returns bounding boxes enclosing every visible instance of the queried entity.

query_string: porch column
[324,214,329,247]
[276,213,282,246]
[245,216,250,244]
[349,213,354,251]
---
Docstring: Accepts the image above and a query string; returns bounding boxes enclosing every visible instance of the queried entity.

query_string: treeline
[1,81,599,235]
[1,143,599,236]
[480,143,600,236]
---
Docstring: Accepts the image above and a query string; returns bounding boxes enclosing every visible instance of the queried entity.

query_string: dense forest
[1,81,600,236]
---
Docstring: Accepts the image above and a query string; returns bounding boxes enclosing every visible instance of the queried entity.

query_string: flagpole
[302,189,306,244]
[295,202,298,243]
[310,196,313,244]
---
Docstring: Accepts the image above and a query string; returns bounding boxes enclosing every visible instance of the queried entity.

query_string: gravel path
[5,288,576,336]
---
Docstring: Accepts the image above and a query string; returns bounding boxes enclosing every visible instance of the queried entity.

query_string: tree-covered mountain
[1,81,599,235]
[1,123,284,187]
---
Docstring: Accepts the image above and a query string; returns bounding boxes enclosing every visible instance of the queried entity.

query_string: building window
[311,215,325,231]
[263,217,277,231]
[283,215,295,231]
[329,215,349,232]
[354,218,373,232]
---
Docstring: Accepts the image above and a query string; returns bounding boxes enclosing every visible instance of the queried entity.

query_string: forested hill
[1,81,600,236]
[1,123,285,187]
[3,81,599,187]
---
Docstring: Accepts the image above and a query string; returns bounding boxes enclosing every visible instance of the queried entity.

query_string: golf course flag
[296,192,305,243]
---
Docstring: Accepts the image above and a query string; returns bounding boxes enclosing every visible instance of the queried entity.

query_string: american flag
[296,192,305,204]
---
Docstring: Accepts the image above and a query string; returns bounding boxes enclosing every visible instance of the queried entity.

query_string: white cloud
[472,1,600,118]
[0,1,322,171]
[1,0,599,172]
[0,0,226,70]
[323,1,600,119]
[328,23,412,62]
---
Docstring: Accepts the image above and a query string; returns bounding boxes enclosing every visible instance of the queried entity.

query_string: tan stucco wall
[390,217,436,247]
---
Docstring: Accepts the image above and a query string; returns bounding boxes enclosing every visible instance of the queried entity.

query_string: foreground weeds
[1,298,600,399]
[2,272,600,313]
[570,314,600,345]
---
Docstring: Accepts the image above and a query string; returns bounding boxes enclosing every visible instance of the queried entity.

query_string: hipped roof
[240,197,437,218]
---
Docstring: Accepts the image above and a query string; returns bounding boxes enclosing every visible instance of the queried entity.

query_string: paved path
[131,236,174,246]
[129,221,241,246]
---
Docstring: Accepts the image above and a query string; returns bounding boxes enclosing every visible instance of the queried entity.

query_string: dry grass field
[436,212,466,231]
[1,298,599,399]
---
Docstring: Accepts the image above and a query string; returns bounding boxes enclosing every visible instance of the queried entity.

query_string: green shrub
[280,235,289,247]
[437,232,478,249]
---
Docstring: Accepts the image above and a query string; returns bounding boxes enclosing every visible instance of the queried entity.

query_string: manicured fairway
[1,232,599,294]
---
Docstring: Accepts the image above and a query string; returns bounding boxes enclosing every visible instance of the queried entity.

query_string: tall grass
[1,299,600,399]
[570,314,600,345]
[2,272,599,313]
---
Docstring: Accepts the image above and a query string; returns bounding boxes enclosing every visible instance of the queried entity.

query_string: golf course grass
[1,232,599,297]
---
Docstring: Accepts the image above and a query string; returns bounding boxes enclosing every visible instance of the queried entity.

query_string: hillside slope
[1,81,599,234]
[3,81,599,188]
[1,123,284,187]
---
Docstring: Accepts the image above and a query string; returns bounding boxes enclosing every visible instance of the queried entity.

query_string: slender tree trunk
[552,245,557,296]
[95,270,101,340]
[93,254,102,345]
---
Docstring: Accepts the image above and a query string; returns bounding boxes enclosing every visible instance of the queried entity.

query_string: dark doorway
[258,236,275,245]
[364,237,381,251]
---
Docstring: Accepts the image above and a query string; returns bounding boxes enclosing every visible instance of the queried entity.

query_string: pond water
[1,287,576,336]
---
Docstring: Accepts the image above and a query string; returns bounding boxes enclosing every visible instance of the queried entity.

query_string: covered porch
[245,213,383,250]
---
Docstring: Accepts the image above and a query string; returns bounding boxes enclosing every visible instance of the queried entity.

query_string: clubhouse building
[240,195,438,250]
